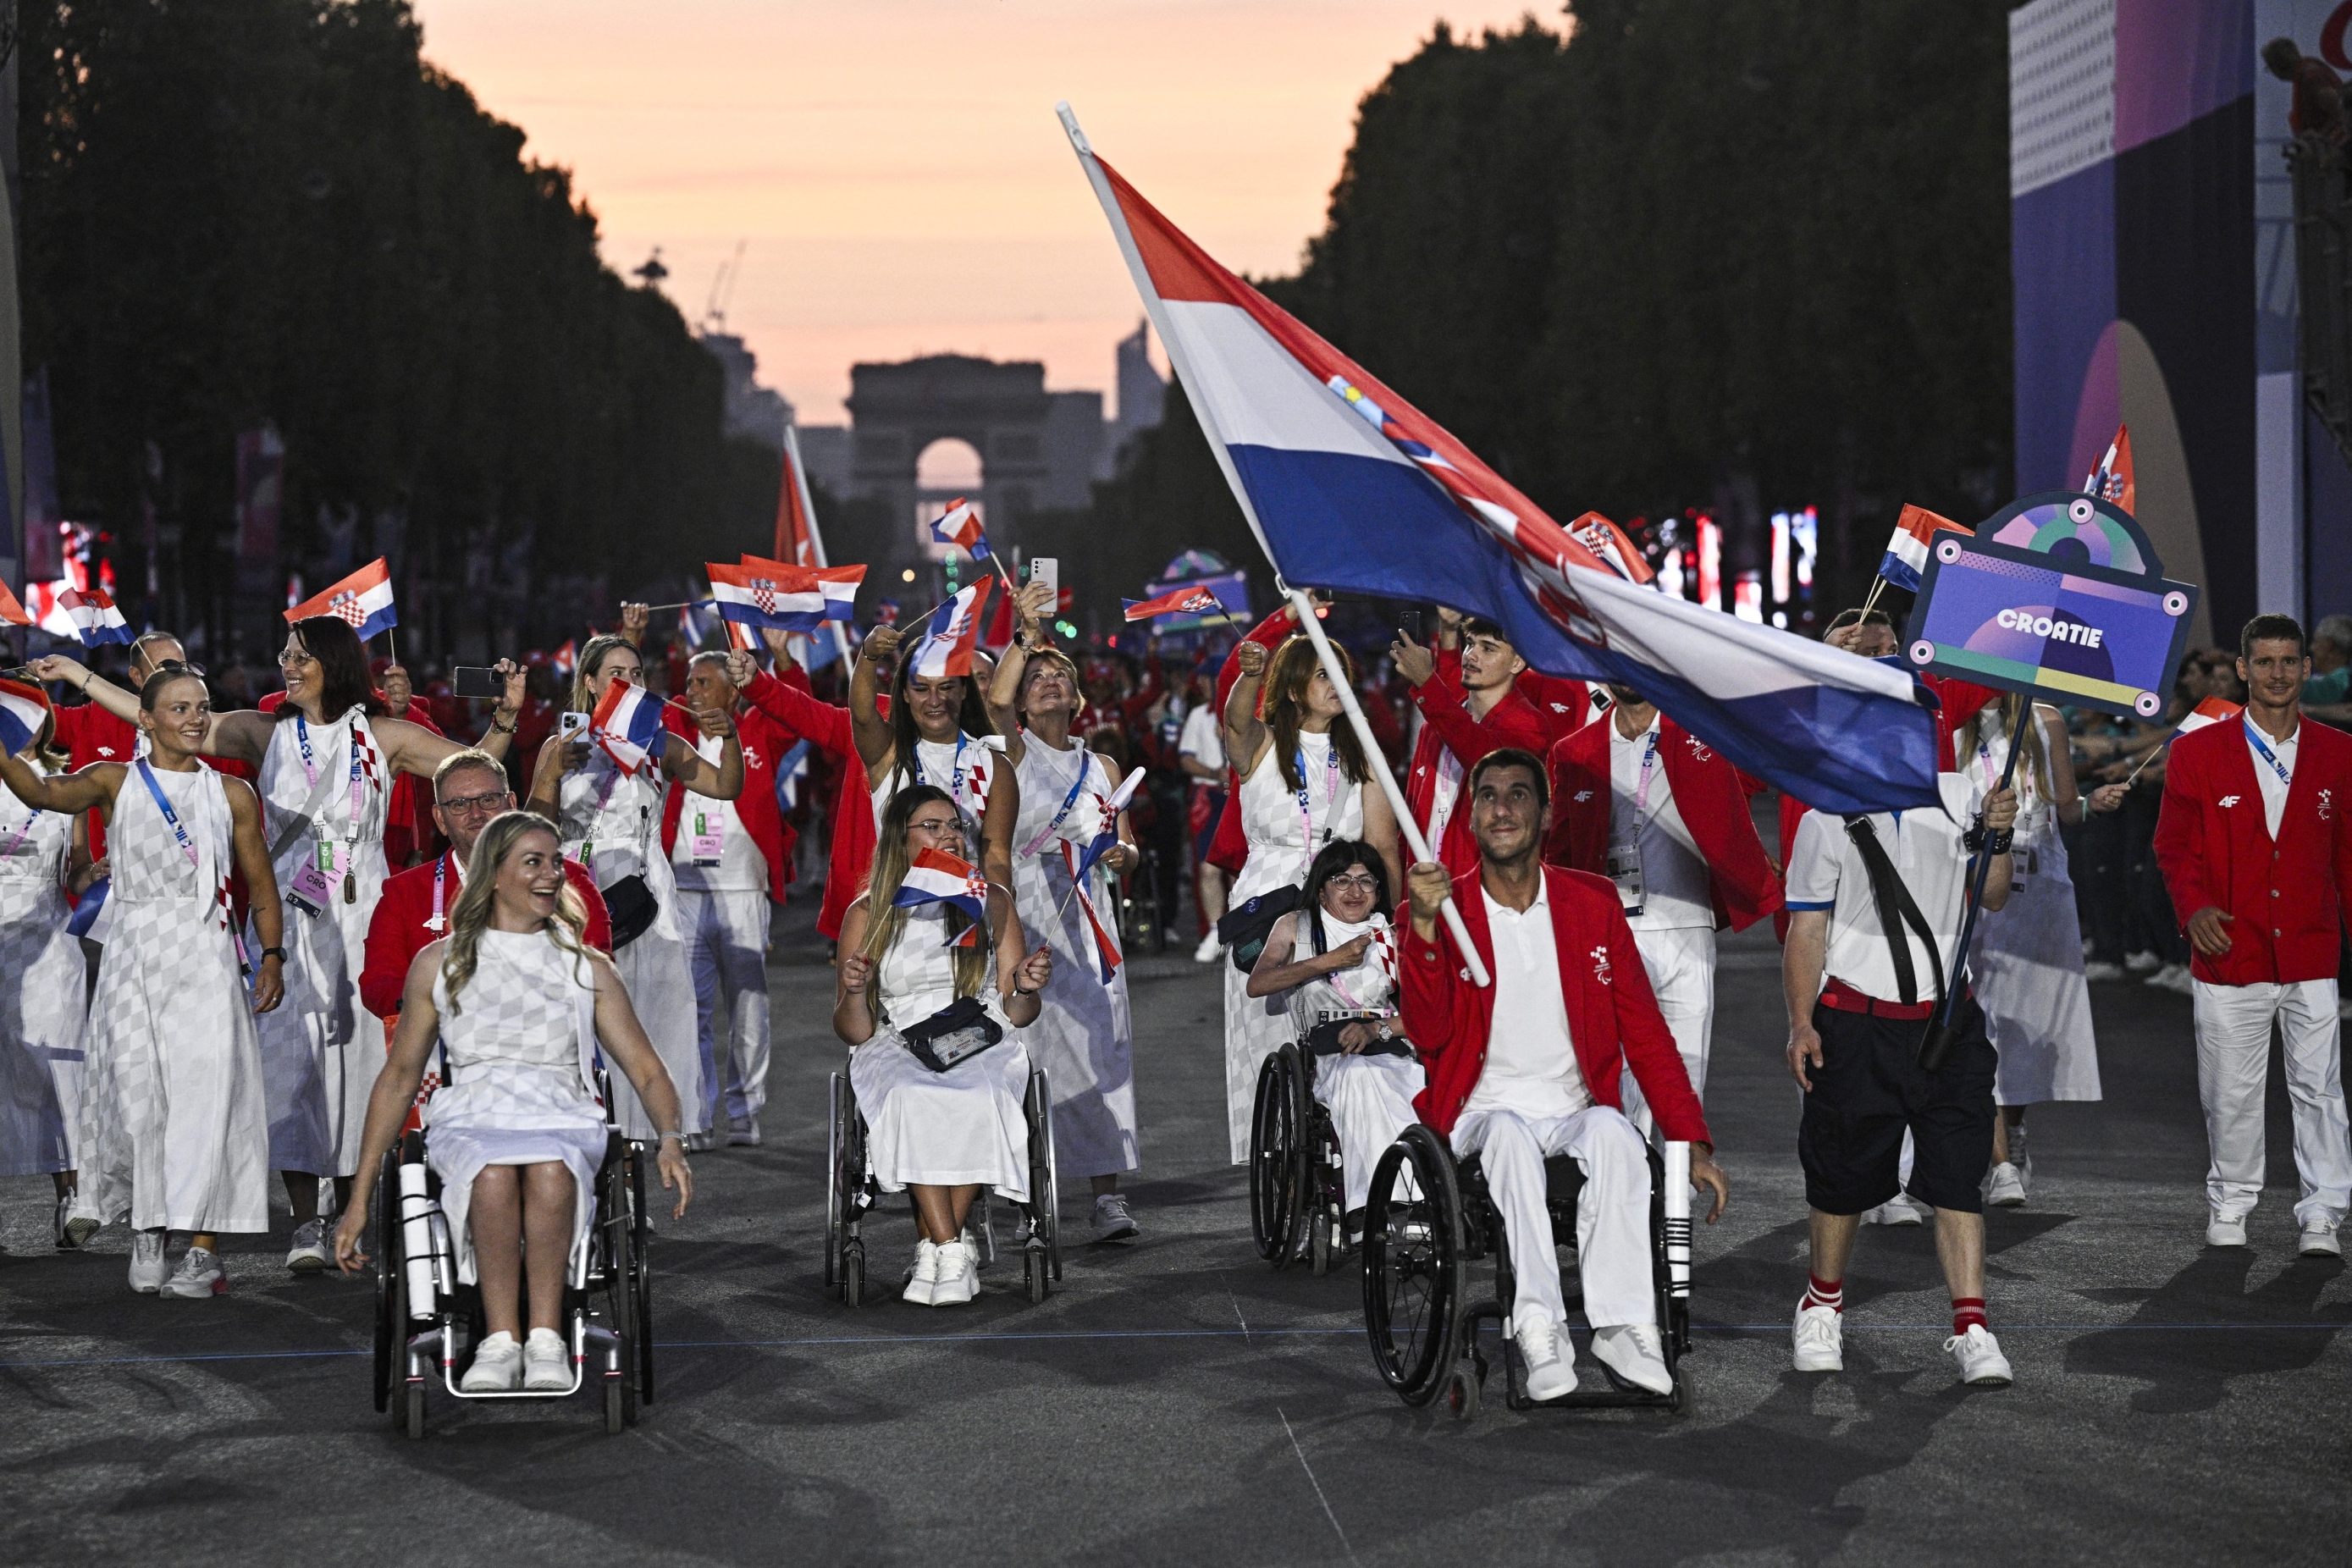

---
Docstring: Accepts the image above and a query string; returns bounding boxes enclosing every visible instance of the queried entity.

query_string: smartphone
[1400,609,1423,643]
[452,665,502,699]
[1029,556,1058,604]
[559,710,589,738]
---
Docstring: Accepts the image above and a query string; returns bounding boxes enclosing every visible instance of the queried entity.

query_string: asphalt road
[3,894,2347,1568]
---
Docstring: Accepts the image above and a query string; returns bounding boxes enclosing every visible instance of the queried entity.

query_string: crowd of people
[1,574,2345,1403]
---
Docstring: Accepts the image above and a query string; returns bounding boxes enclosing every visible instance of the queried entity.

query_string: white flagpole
[785,423,854,666]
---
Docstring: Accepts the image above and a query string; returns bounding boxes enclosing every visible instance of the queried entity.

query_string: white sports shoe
[726,1117,762,1147]
[1513,1316,1577,1400]
[128,1230,169,1295]
[1090,1193,1140,1243]
[1862,1197,1923,1227]
[1192,931,1223,963]
[1591,1323,1673,1394]
[2298,1217,2344,1257]
[1791,1302,1844,1372]
[903,1239,940,1306]
[1946,1324,2013,1387]
[461,1332,523,1392]
[159,1245,227,1299]
[285,1218,330,1274]
[2081,961,2124,983]
[1985,1162,2028,1207]
[929,1239,979,1306]
[522,1328,571,1390]
[2206,1212,2249,1248]
[2124,949,2161,974]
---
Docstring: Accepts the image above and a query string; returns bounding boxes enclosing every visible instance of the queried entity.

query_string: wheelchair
[1248,1044,1351,1275]
[825,1057,1062,1306]
[370,1119,654,1438]
[1115,839,1173,956]
[1359,1123,1693,1421]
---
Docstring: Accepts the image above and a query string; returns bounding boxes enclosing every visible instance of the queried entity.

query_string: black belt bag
[600,874,658,952]
[898,996,1005,1074]
[1301,1017,1412,1058]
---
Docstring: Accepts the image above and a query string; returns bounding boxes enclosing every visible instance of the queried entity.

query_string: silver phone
[1029,556,1059,604]
[559,711,589,738]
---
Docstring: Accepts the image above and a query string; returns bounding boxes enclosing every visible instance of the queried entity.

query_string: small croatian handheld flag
[1566,513,1654,586]
[1124,583,1227,621]
[709,559,864,630]
[1071,767,1147,882]
[589,680,665,776]
[285,558,397,641]
[0,578,32,628]
[0,676,51,755]
[929,499,990,559]
[550,639,577,681]
[910,578,996,680]
[892,845,989,944]
[2084,424,2135,516]
[1874,505,1962,595]
[2172,697,2241,743]
[59,588,134,648]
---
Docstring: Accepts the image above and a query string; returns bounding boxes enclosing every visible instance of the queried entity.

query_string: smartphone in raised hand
[452,665,502,700]
[1029,557,1059,607]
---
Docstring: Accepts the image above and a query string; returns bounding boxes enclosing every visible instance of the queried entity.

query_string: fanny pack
[600,874,658,951]
[897,995,1006,1074]
[1301,1016,1412,1058]
[1217,884,1303,974]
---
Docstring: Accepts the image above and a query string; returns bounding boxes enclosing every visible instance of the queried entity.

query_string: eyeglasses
[435,790,514,817]
[278,649,316,668]
[908,817,962,837]
[1325,874,1381,894]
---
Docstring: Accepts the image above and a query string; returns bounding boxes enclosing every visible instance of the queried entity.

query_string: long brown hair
[860,785,988,1004]
[1265,635,1367,791]
[1958,693,2053,805]
[276,616,387,724]
[439,812,594,1014]
[886,654,997,792]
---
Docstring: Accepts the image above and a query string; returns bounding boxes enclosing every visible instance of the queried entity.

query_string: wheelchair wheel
[1444,1355,1484,1422]
[841,1245,865,1308]
[403,1382,426,1440]
[1309,1212,1333,1276]
[627,1145,655,1407]
[1361,1124,1465,1407]
[1249,1047,1311,1267]
[599,1157,642,1431]
[1024,1069,1059,1295]
[371,1147,403,1415]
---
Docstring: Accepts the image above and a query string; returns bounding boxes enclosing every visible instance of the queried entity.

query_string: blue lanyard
[914,733,972,808]
[295,715,317,785]
[1631,729,1661,827]
[2244,719,2293,788]
[1035,743,1091,843]
[135,760,201,870]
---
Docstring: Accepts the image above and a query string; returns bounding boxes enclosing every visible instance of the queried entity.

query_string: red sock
[1952,1297,1988,1336]
[1802,1273,1843,1314]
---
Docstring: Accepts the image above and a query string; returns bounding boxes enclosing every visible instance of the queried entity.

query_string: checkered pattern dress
[75,763,268,1234]
[0,765,86,1176]
[251,709,389,1178]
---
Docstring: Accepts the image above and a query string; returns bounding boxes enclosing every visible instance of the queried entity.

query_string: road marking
[1279,1405,1360,1566]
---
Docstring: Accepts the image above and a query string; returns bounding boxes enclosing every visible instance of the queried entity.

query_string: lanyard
[295,715,318,788]
[2244,718,2294,788]
[0,808,42,864]
[1631,728,1661,830]
[295,713,369,848]
[135,759,202,870]
[428,852,458,932]
[1322,922,1395,1013]
[1019,743,1094,857]
[1295,743,1341,850]
[914,733,972,809]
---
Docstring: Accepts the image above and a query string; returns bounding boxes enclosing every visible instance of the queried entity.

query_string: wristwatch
[261,946,287,962]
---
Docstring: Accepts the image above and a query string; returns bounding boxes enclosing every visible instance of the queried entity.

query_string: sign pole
[1920,719,2023,1071]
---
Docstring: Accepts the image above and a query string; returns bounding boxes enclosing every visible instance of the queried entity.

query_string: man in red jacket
[1400,747,1728,1401]
[1393,616,1552,879]
[1547,684,1784,1126]
[735,634,867,945]
[2153,614,2352,1256]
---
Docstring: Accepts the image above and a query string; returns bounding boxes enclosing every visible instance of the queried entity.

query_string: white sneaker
[1591,1323,1673,1394]
[1945,1324,2012,1387]
[1985,1162,2028,1207]
[1192,931,1223,963]
[1513,1316,1577,1400]
[902,1239,940,1305]
[461,1331,523,1392]
[2146,962,2191,993]
[1791,1302,1844,1372]
[1862,1196,1923,1227]
[2298,1217,2344,1257]
[2082,961,2125,983]
[128,1230,168,1294]
[726,1117,762,1147]
[2124,949,2161,974]
[285,1218,330,1274]
[2206,1212,2249,1248]
[1090,1193,1140,1243]
[522,1328,571,1390]
[929,1239,978,1306]
[159,1245,226,1299]
[687,1131,717,1153]
[2162,964,2197,995]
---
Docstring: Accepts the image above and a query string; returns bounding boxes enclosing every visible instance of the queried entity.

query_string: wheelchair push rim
[1361,1124,1464,1406]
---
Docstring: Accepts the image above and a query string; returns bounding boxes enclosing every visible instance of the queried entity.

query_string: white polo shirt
[1461,881,1593,1119]
[1785,772,1984,1004]
[1609,715,1714,931]
[1179,702,1224,774]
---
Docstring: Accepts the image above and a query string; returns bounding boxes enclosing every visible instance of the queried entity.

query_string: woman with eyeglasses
[33,617,525,1275]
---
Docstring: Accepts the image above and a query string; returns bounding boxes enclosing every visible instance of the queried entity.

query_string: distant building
[1106,317,1167,475]
[700,331,792,450]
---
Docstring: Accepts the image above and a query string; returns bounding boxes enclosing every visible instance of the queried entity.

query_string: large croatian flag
[286,558,397,641]
[910,578,995,681]
[60,588,134,648]
[590,680,665,776]
[1059,108,1936,814]
[709,560,864,631]
[0,676,50,754]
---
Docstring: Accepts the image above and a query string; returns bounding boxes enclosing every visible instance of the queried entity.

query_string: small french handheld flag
[589,679,665,776]
[285,557,397,641]
[1874,505,1963,594]
[1123,583,1225,621]
[910,577,996,681]
[892,845,989,943]
[0,676,52,755]
[59,588,135,648]
[709,559,864,630]
[1566,512,1654,586]
[2172,697,2242,743]
[929,498,989,559]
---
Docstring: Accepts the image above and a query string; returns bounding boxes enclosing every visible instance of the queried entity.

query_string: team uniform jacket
[1404,653,1555,879]
[1515,669,1591,748]
[2152,716,2352,986]
[1543,713,1784,932]
[359,851,611,1019]
[659,684,806,904]
[736,667,868,941]
[1398,864,1712,1144]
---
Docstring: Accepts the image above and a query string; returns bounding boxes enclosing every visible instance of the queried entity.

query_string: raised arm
[0,752,121,816]
[1224,638,1271,778]
[976,761,1020,895]
[730,651,853,759]
[27,656,279,764]
[991,883,1051,1027]
[662,710,743,801]
[849,626,900,770]
[984,582,1056,757]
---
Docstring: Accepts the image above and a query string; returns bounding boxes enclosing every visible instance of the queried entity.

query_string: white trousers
[2191,980,2352,1226]
[1311,1052,1425,1213]
[676,889,772,1128]
[1452,1104,1655,1331]
[1619,925,1716,1134]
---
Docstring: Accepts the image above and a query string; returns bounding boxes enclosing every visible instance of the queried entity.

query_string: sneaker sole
[2299,1242,2343,1258]
[287,1257,328,1275]
[1090,1224,1140,1243]
[160,1279,228,1300]
[1960,1371,2013,1387]
[1990,1195,2027,1208]
[1792,1356,1843,1372]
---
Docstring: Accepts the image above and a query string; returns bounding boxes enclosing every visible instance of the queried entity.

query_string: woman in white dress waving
[527,632,738,1149]
[1,665,286,1298]
[333,813,693,1393]
[986,581,1145,1243]
[0,696,92,1246]
[1217,636,1400,1162]
[850,619,1020,892]
[35,620,523,1273]
[836,786,1053,1307]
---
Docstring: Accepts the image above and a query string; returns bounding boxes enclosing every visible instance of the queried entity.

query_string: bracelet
[1013,982,1042,997]
[1983,827,2015,855]
[260,946,287,962]
[657,1131,686,1145]
[489,712,517,734]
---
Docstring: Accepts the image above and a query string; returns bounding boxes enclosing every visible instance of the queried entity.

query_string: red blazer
[659,680,805,903]
[737,668,868,941]
[1543,714,1783,932]
[1399,865,1711,1145]
[2153,716,2352,986]
[360,851,611,1019]
[1404,655,1554,878]
[1515,669,1592,748]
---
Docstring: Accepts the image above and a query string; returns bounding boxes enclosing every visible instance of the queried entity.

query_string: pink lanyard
[1322,924,1395,1013]
[0,809,42,864]
[1295,744,1340,850]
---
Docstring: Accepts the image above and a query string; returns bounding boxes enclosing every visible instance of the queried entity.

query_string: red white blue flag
[910,578,995,680]
[550,639,577,681]
[285,557,397,642]
[0,676,50,755]
[59,588,134,648]
[1124,583,1227,621]
[2172,696,2241,743]
[1874,505,1960,595]
[709,559,864,631]
[0,579,31,628]
[929,498,990,559]
[590,679,665,776]
[1063,108,1937,815]
[2084,424,2135,516]
[892,845,989,944]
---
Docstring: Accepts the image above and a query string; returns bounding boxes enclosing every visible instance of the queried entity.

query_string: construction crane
[702,240,748,334]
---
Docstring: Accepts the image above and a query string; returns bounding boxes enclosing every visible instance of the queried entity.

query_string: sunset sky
[411,1,1558,425]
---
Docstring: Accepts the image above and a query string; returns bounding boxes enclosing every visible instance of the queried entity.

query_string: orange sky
[411,1,1558,424]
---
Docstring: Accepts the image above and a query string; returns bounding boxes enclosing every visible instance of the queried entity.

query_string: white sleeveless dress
[1009,735,1137,1179]
[1964,709,2102,1105]
[1288,908,1424,1214]
[1223,729,1364,1162]
[558,750,706,1139]
[847,900,1032,1199]
[872,732,1008,857]
[251,709,389,1178]
[425,928,610,1283]
[75,763,268,1233]
[0,764,87,1177]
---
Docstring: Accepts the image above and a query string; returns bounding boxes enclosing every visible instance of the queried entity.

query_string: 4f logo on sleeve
[2218,795,2241,809]
[1589,944,1612,985]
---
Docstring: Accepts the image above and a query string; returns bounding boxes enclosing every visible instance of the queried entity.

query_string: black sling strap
[1842,815,1947,1008]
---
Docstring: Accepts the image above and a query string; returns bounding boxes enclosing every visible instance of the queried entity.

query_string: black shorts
[1797,995,1996,1216]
